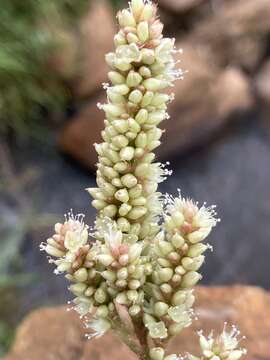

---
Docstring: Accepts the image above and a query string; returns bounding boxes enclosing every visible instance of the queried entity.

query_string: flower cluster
[187,325,247,360]
[41,1,246,360]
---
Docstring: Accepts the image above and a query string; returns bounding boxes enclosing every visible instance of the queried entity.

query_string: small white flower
[147,321,168,339]
[167,305,192,327]
[155,38,175,64]
[64,227,88,252]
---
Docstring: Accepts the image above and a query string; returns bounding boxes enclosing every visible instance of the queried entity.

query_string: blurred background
[0,0,270,356]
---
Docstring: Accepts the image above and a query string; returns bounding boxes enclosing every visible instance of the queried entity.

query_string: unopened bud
[137,21,149,43]
[154,302,169,317]
[126,70,142,87]
[149,347,165,360]
[181,271,201,288]
[121,173,138,188]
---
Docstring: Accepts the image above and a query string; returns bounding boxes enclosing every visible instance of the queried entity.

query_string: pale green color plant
[41,1,247,359]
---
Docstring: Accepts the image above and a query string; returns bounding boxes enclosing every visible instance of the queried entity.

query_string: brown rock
[158,44,253,159]
[59,93,104,168]
[158,0,203,13]
[255,60,270,106]
[72,0,116,98]
[189,0,270,71]
[4,286,270,360]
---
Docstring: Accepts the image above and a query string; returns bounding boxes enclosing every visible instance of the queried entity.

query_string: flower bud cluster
[187,324,247,360]
[41,1,245,360]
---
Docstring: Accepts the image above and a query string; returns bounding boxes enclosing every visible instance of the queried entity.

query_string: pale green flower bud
[119,203,132,216]
[171,211,185,227]
[118,9,136,27]
[149,347,165,360]
[121,173,138,188]
[45,244,65,258]
[171,233,185,249]
[102,270,117,282]
[148,140,161,151]
[96,305,109,318]
[112,178,122,188]
[147,111,165,125]
[114,161,129,173]
[143,78,168,91]
[141,91,154,107]
[115,279,127,288]
[112,135,129,148]
[158,268,173,283]
[135,132,147,148]
[154,302,169,317]
[158,241,174,256]
[74,268,88,282]
[182,256,204,271]
[134,148,145,158]
[129,184,143,198]
[126,70,142,87]
[97,254,114,266]
[69,283,87,296]
[128,206,147,220]
[131,0,144,18]
[135,163,149,177]
[107,89,125,104]
[175,264,186,275]
[127,289,138,302]
[139,66,152,78]
[107,149,120,163]
[117,267,128,280]
[141,48,155,64]
[127,33,139,44]
[157,258,171,267]
[129,243,143,262]
[135,109,148,124]
[137,21,149,43]
[128,118,141,133]
[114,32,127,46]
[94,288,107,304]
[108,71,125,85]
[116,292,128,305]
[103,204,118,218]
[129,89,143,104]
[129,304,141,316]
[168,323,185,336]
[85,286,95,297]
[130,196,147,206]
[151,93,170,107]
[119,146,135,161]
[117,217,130,232]
[171,290,189,306]
[125,130,137,140]
[102,104,125,118]
[115,188,130,203]
[102,166,118,179]
[187,230,208,244]
[113,119,129,133]
[160,283,172,295]
[113,84,130,95]
[128,279,141,290]
[181,271,202,288]
[140,4,154,21]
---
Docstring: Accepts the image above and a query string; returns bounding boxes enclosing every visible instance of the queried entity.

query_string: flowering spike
[41,2,245,360]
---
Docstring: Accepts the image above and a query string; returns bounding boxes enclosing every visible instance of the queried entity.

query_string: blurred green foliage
[0,0,89,136]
